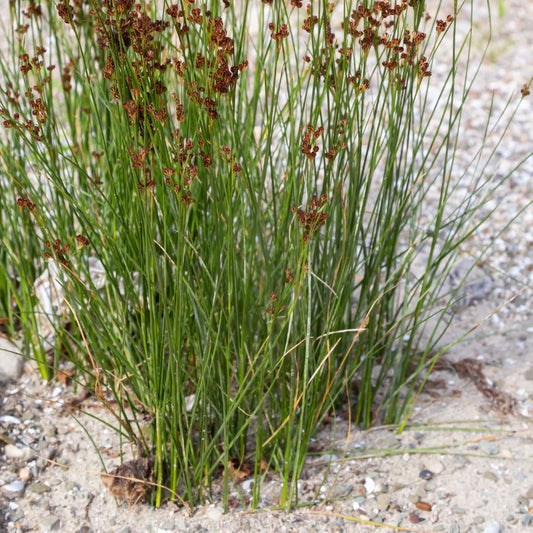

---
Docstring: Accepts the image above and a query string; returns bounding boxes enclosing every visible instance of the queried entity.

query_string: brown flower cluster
[0,38,53,142]
[436,15,454,34]
[44,239,71,267]
[269,23,289,43]
[166,5,247,119]
[291,194,328,242]
[265,291,286,316]
[302,124,323,160]
[334,1,433,88]
[17,197,37,212]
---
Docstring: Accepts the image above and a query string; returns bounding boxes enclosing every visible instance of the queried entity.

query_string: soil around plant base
[1,304,533,533]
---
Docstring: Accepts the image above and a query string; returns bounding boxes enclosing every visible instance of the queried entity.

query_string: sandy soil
[1,1,533,532]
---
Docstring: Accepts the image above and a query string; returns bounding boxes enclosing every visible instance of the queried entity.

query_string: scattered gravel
[1,0,533,532]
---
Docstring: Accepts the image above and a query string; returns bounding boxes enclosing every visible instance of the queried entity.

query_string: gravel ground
[1,1,533,532]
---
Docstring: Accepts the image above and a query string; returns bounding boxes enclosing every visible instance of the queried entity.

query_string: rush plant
[0,0,530,510]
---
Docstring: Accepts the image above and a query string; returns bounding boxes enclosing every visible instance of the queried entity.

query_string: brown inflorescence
[337,0,433,89]
[269,23,289,43]
[44,239,71,267]
[291,194,329,242]
[301,124,323,160]
[75,234,90,247]
[17,197,37,212]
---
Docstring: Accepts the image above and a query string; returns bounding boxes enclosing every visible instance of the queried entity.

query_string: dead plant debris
[101,456,155,505]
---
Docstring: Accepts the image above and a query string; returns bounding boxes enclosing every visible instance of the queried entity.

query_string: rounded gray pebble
[479,441,500,455]
[419,469,433,480]
[330,484,353,499]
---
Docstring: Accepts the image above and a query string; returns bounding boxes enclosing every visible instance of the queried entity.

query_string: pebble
[241,479,254,491]
[19,467,31,482]
[419,469,433,480]
[158,520,176,530]
[330,484,353,499]
[423,458,444,474]
[501,448,514,459]
[415,486,427,499]
[364,477,376,494]
[376,493,390,511]
[0,415,21,425]
[205,506,223,521]
[0,480,25,498]
[479,441,500,455]
[0,337,24,381]
[482,471,498,482]
[374,434,401,449]
[41,515,61,531]
[482,522,502,533]
[526,485,533,499]
[4,444,35,461]
[27,482,51,494]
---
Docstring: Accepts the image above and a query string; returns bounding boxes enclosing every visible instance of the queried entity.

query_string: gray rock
[374,433,401,449]
[27,482,51,494]
[330,484,353,499]
[524,367,533,380]
[0,480,25,498]
[419,469,433,480]
[521,514,533,527]
[482,522,502,533]
[158,520,176,530]
[41,515,61,531]
[0,337,23,381]
[479,441,500,455]
[482,470,498,482]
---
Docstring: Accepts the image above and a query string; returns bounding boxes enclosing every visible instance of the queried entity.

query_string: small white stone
[424,457,445,474]
[482,521,502,533]
[0,415,21,425]
[364,477,376,494]
[0,338,24,380]
[4,444,34,461]
[206,506,223,521]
